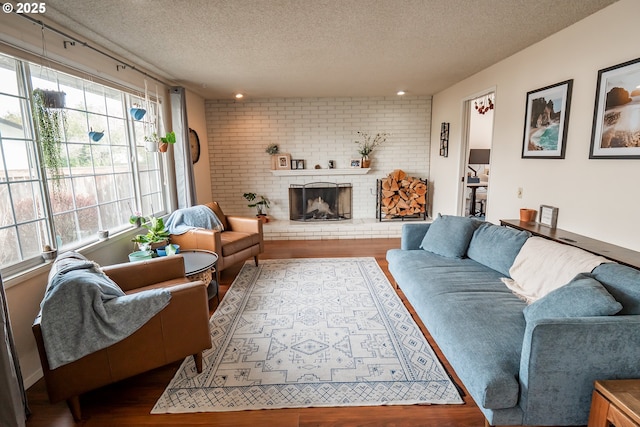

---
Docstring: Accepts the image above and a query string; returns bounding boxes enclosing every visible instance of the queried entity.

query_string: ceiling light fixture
[235,93,244,99]
[397,90,406,96]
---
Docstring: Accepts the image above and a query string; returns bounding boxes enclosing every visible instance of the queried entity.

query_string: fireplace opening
[289,182,352,221]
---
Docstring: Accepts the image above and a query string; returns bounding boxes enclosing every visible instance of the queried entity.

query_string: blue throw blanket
[40,252,171,369]
[164,205,224,235]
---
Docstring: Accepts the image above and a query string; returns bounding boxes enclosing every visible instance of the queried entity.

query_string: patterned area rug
[152,257,462,413]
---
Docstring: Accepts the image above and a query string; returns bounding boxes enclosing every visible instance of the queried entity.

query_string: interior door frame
[456,87,497,217]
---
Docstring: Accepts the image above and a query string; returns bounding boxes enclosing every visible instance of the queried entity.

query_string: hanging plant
[32,89,67,182]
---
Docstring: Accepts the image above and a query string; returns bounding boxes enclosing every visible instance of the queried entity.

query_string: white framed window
[0,52,168,276]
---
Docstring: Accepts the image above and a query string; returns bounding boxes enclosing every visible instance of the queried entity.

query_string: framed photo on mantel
[276,153,291,170]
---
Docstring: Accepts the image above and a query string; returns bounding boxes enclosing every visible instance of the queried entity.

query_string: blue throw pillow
[420,214,482,258]
[523,273,622,323]
[467,223,530,277]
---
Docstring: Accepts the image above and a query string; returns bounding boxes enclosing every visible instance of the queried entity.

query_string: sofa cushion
[387,249,525,410]
[420,214,481,258]
[467,223,530,277]
[591,263,640,315]
[220,231,262,256]
[523,273,622,323]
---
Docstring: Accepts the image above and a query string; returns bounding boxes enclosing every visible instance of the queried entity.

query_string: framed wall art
[590,57,640,159]
[522,80,573,159]
[440,122,449,157]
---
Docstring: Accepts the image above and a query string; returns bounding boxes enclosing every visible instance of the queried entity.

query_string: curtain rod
[5,6,175,88]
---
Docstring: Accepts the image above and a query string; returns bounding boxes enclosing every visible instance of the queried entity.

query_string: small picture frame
[539,205,558,228]
[276,154,291,170]
[291,159,305,169]
[350,158,362,168]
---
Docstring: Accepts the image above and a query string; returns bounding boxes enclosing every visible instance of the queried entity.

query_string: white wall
[185,90,212,204]
[205,96,431,219]
[430,0,640,251]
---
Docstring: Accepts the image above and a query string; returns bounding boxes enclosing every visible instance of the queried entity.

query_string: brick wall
[204,96,431,220]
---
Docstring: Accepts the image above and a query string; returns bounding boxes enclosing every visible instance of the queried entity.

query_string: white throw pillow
[501,237,609,303]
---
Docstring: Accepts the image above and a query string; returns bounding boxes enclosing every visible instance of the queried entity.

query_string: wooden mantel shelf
[271,168,371,176]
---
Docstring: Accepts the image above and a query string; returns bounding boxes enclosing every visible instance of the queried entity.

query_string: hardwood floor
[25,239,486,427]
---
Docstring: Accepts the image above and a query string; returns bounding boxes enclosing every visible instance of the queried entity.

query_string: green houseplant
[243,192,270,222]
[131,216,170,251]
[32,89,67,182]
[145,131,176,152]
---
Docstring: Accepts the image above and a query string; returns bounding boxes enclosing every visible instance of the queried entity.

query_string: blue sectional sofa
[386,216,640,426]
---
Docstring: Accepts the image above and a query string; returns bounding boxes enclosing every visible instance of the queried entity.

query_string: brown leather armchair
[32,255,211,421]
[169,202,264,281]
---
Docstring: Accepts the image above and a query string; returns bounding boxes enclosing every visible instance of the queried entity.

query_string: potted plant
[354,131,389,168]
[159,131,176,152]
[41,244,58,262]
[143,132,159,152]
[131,216,170,251]
[265,143,279,169]
[32,89,67,182]
[243,192,271,223]
[143,131,176,152]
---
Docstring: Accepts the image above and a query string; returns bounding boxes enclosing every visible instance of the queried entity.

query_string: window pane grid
[0,52,168,274]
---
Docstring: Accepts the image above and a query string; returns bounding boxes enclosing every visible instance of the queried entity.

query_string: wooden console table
[588,379,640,427]
[500,219,640,270]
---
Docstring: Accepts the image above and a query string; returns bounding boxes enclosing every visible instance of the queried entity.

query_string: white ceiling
[42,0,618,100]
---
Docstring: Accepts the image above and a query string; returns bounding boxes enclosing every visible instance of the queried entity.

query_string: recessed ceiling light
[235,93,244,99]
[397,90,406,96]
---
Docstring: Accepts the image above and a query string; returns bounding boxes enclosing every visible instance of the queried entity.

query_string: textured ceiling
[41,0,618,99]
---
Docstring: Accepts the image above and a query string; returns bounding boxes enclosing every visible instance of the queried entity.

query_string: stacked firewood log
[380,169,427,218]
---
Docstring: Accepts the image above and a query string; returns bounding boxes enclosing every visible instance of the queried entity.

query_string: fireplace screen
[289,182,352,221]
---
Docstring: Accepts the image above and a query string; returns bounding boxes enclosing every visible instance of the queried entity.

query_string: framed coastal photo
[276,153,291,170]
[590,57,640,159]
[350,158,361,168]
[522,80,573,159]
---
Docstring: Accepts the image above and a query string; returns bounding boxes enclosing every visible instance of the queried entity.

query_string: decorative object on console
[291,159,305,169]
[538,205,558,228]
[349,158,361,168]
[522,79,573,159]
[590,56,640,159]
[354,130,388,168]
[152,258,462,414]
[519,208,537,222]
[440,122,449,157]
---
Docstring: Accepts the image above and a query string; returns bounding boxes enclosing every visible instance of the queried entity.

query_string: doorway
[458,90,495,218]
